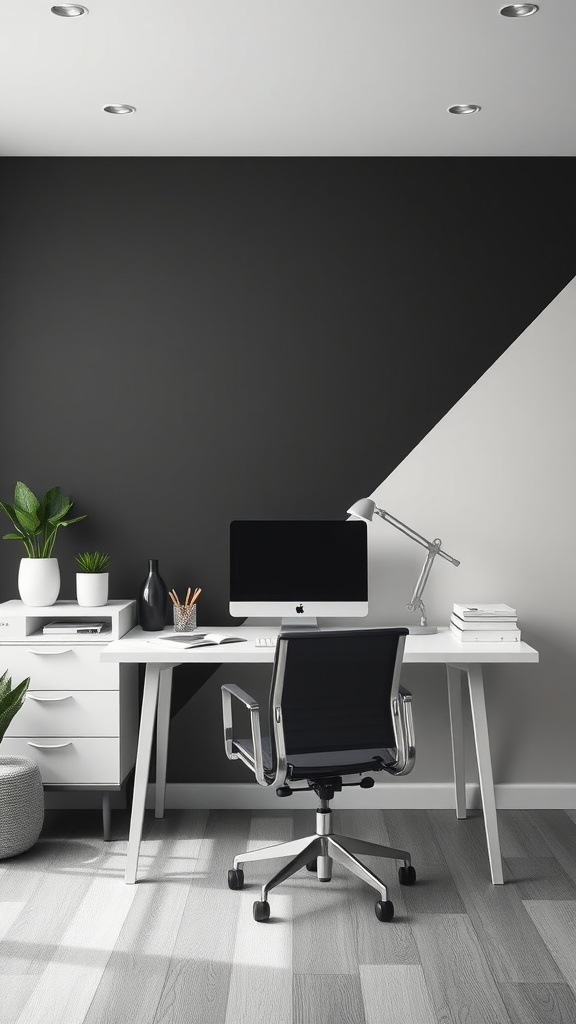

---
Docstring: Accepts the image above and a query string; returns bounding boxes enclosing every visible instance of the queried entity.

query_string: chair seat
[233,736,398,780]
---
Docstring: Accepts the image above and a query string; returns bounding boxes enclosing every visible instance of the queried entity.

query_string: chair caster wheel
[398,865,416,886]
[228,868,244,890]
[375,900,394,922]
[306,859,317,872]
[253,900,270,922]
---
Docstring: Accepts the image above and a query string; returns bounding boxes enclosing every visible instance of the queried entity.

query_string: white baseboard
[44,782,576,811]
[143,782,576,811]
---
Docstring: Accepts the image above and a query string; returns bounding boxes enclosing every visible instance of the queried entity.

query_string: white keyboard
[254,637,277,647]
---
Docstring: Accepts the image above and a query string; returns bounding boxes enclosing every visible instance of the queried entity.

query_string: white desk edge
[102,624,539,664]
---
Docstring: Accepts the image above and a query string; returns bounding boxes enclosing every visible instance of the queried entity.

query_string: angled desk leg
[446,665,467,819]
[125,663,162,884]
[467,663,504,885]
[155,668,173,819]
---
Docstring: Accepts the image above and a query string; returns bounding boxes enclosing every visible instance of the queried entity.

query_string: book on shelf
[146,632,247,648]
[450,624,521,643]
[43,620,106,634]
[452,603,517,621]
[451,613,518,632]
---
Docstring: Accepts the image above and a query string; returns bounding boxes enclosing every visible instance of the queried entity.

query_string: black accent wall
[1,157,575,780]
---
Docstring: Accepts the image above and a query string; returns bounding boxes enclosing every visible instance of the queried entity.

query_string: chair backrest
[268,628,408,771]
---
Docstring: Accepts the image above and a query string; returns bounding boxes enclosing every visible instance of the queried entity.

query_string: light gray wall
[354,276,576,787]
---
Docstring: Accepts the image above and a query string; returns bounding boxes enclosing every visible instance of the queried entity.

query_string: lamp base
[406,624,438,635]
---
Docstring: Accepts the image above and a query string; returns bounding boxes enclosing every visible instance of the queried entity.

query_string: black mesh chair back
[268,627,408,781]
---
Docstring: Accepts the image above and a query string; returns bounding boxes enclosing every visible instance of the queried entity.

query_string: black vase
[138,559,168,631]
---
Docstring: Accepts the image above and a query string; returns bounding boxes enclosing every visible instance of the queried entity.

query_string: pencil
[185,587,192,607]
[191,587,202,605]
[169,589,180,606]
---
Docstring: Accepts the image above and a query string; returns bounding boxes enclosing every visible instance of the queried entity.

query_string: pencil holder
[173,604,197,632]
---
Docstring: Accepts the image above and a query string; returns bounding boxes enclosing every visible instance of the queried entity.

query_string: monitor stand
[279,616,319,633]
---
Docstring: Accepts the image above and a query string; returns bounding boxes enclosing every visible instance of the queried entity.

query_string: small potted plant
[0,671,44,859]
[75,551,111,607]
[0,482,87,606]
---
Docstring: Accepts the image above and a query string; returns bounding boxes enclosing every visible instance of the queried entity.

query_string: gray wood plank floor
[2,807,576,1024]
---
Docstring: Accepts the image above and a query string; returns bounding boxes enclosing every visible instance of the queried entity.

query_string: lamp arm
[348,500,461,629]
[372,506,460,629]
[407,547,440,626]
[373,507,460,566]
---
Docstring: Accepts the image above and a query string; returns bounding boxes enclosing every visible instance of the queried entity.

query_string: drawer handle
[27,741,73,750]
[28,648,74,656]
[28,694,73,703]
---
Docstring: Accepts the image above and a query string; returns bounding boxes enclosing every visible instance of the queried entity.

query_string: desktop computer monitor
[229,520,368,625]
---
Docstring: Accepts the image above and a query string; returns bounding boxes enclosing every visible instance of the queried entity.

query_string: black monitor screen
[229,520,368,602]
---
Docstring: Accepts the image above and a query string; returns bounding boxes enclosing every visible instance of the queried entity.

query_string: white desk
[102,625,539,885]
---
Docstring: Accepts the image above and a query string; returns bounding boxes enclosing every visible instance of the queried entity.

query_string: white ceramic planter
[76,572,109,607]
[18,558,61,606]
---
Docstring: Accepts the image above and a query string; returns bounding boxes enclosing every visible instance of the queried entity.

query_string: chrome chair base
[234,805,412,904]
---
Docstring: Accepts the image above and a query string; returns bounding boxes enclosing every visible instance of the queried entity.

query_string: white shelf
[0,599,136,643]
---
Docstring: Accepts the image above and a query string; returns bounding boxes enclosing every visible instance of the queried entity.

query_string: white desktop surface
[102,624,539,886]
[102,624,539,665]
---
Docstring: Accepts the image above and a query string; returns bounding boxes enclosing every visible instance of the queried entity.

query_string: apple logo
[296,604,304,614]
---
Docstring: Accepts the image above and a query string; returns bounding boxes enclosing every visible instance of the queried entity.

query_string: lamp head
[347,497,376,522]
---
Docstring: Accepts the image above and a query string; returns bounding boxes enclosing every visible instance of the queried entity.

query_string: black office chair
[221,627,416,923]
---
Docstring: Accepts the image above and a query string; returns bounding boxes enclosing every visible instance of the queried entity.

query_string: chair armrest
[222,683,260,710]
[388,685,416,776]
[221,683,267,786]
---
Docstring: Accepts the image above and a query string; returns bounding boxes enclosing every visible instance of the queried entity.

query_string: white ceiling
[1,0,575,156]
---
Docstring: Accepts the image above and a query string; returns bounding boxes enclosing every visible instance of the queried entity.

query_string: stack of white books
[450,603,520,642]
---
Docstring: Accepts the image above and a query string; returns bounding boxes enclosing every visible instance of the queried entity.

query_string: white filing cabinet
[0,600,138,839]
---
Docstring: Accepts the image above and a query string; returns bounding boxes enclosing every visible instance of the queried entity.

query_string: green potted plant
[0,482,87,606]
[75,551,111,607]
[0,671,44,859]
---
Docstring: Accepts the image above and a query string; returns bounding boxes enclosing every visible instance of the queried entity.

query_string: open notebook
[146,632,246,648]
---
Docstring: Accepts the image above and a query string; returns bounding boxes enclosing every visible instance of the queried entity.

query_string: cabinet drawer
[0,645,120,690]
[5,691,119,738]
[2,737,122,785]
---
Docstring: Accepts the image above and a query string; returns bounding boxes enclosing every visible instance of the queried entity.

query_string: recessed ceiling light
[448,104,481,115]
[51,5,89,16]
[499,4,539,16]
[103,104,136,115]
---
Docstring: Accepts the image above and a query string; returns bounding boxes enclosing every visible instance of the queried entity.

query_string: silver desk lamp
[347,497,460,634]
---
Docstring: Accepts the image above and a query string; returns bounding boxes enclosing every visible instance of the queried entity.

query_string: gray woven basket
[0,756,44,859]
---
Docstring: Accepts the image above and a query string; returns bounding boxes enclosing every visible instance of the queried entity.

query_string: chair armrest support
[388,685,416,776]
[221,683,267,785]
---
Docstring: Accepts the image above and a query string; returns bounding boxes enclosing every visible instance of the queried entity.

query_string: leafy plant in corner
[75,551,111,574]
[0,482,87,558]
[0,671,30,744]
